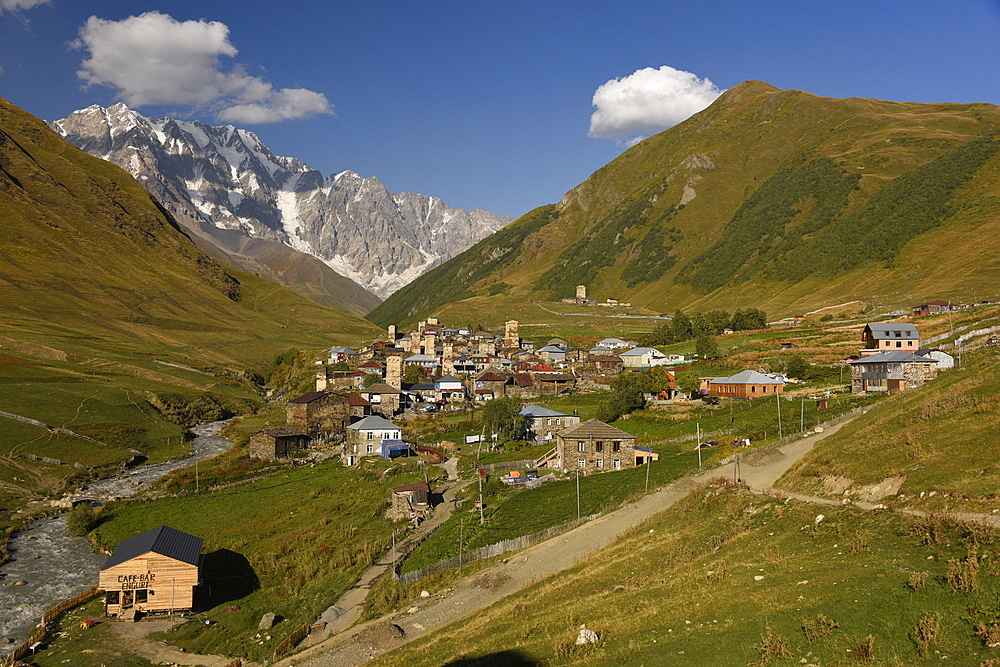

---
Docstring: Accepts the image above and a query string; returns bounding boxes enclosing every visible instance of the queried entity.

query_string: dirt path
[312,473,471,641]
[110,618,262,666]
[279,422,857,667]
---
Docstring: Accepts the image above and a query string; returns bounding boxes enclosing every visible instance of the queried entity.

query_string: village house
[912,300,960,316]
[849,351,939,394]
[595,337,634,349]
[520,405,580,442]
[99,525,201,619]
[388,482,433,521]
[860,323,920,356]
[705,370,785,400]
[404,353,439,371]
[618,346,670,368]
[344,415,403,465]
[555,419,637,474]
[536,344,567,363]
[584,354,624,375]
[249,428,309,460]
[360,382,405,415]
[286,391,352,440]
[433,375,466,402]
[327,346,359,363]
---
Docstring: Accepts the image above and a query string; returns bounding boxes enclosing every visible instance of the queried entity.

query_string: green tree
[361,372,381,388]
[696,335,721,360]
[637,366,675,394]
[67,503,97,537]
[672,309,694,341]
[404,364,430,383]
[784,355,808,379]
[480,396,524,442]
[596,372,647,422]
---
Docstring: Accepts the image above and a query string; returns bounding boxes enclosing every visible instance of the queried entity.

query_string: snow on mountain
[51,103,512,297]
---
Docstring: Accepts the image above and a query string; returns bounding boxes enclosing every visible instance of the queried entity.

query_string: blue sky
[2,0,999,218]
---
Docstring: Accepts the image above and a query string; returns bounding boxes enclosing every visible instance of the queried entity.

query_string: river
[0,420,235,650]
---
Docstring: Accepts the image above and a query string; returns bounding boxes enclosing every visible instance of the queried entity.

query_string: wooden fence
[1,586,101,666]
[475,459,536,474]
[272,622,311,661]
[394,512,601,585]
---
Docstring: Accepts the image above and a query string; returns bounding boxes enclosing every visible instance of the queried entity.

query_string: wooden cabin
[99,525,202,618]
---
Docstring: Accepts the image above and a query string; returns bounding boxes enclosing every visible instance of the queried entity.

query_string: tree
[404,364,429,383]
[479,396,524,443]
[637,366,675,394]
[696,335,721,360]
[596,372,646,422]
[672,309,694,341]
[361,372,381,388]
[67,503,97,536]
[784,355,808,379]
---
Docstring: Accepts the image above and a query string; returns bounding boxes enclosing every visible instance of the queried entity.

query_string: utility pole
[195,460,199,494]
[459,518,464,576]
[645,454,651,493]
[776,392,782,439]
[729,396,733,423]
[391,529,396,565]
[576,471,581,521]
[478,473,484,524]
[800,395,805,433]
[696,422,702,469]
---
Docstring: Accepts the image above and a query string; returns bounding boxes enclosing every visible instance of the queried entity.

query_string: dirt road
[280,421,855,667]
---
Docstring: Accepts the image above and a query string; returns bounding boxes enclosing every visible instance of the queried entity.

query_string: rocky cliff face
[51,104,512,296]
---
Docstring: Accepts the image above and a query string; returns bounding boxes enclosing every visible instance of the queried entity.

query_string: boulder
[258,612,276,630]
[576,627,599,645]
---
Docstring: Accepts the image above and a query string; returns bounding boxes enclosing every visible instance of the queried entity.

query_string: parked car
[419,403,438,413]
[703,396,720,405]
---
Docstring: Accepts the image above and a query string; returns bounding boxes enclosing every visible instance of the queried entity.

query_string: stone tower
[387,324,397,342]
[576,284,587,299]
[385,354,403,389]
[315,366,329,391]
[442,342,455,375]
[423,333,437,357]
[504,320,519,349]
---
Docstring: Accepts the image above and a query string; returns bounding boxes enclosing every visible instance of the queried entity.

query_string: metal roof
[864,323,920,340]
[850,351,938,365]
[288,390,330,404]
[716,370,785,385]
[101,525,202,571]
[519,405,569,418]
[347,415,401,431]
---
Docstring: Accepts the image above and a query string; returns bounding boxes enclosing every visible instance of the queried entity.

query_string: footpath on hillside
[280,420,858,667]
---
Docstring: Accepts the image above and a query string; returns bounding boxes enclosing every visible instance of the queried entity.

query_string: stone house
[555,419,637,474]
[520,405,580,442]
[344,415,402,465]
[360,383,403,416]
[286,391,352,439]
[849,351,939,394]
[618,347,669,368]
[250,428,309,460]
[388,481,432,521]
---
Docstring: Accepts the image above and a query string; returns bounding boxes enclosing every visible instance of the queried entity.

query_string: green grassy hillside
[368,81,1000,327]
[0,96,380,520]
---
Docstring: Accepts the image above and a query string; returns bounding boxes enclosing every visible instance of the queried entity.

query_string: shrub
[912,611,941,657]
[753,625,792,664]
[67,504,97,537]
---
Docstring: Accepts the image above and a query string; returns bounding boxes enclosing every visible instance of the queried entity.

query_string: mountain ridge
[368,81,1000,326]
[50,104,512,298]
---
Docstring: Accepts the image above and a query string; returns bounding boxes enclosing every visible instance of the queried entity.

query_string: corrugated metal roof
[520,405,569,418]
[347,415,401,431]
[850,351,938,364]
[864,323,920,340]
[101,525,202,571]
[288,391,330,404]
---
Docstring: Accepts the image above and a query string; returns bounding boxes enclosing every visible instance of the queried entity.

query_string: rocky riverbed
[0,420,235,651]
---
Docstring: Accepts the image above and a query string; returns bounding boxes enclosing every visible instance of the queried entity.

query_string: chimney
[386,355,403,389]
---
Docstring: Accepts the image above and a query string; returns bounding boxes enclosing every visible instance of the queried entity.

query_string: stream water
[0,420,235,650]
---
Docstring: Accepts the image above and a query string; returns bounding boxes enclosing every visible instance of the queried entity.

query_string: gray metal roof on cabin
[850,351,938,365]
[719,370,785,385]
[327,346,358,355]
[558,419,635,439]
[405,354,437,361]
[618,347,659,356]
[864,323,920,339]
[347,415,401,431]
[519,404,569,418]
[101,525,202,571]
[536,345,564,353]
[435,375,462,383]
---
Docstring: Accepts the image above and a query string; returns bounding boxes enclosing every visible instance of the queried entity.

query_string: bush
[67,504,97,537]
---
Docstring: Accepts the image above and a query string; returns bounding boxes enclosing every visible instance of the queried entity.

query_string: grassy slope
[88,459,427,663]
[776,346,1000,513]
[0,96,381,518]
[374,486,1000,666]
[369,81,1000,328]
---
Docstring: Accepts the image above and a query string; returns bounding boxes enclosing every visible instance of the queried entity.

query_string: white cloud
[589,66,723,140]
[0,0,50,14]
[73,11,332,123]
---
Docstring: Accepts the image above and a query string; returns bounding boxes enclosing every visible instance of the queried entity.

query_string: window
[595,458,603,468]
[366,431,374,440]
[613,441,621,453]
[595,441,604,453]
[366,443,374,453]
[546,418,552,426]
[751,386,756,393]
[613,458,622,469]
[578,441,586,452]
[577,458,586,468]
[896,341,902,348]
[135,589,148,604]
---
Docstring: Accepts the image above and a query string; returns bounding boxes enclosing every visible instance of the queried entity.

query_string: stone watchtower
[385,354,404,389]
[387,324,397,343]
[576,285,587,300]
[505,320,520,349]
[442,342,455,375]
[423,333,437,357]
